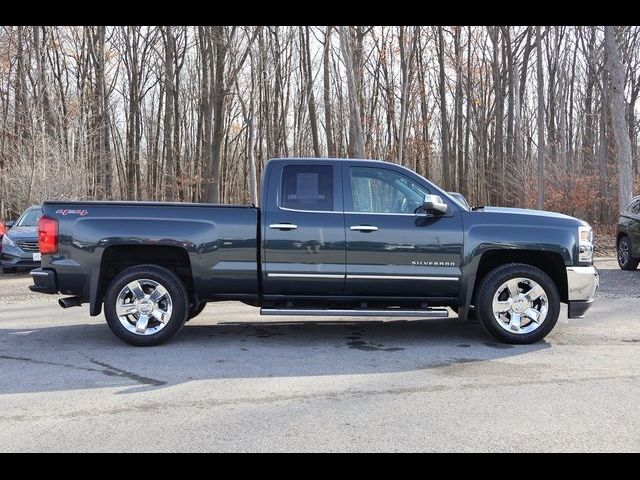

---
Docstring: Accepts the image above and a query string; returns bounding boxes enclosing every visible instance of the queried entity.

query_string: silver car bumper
[566,266,599,300]
[566,266,599,318]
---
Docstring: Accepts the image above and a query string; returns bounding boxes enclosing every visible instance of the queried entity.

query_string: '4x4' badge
[55,209,89,216]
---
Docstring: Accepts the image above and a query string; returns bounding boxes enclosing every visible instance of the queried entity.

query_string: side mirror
[422,195,448,215]
[5,220,15,229]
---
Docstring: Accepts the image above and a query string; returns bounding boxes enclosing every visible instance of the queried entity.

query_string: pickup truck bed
[34,201,260,310]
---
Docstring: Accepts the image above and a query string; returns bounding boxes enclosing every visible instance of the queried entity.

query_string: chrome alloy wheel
[618,239,630,266]
[115,279,173,335]
[491,277,548,334]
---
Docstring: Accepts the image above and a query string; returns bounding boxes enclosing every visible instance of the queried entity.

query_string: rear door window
[280,165,334,211]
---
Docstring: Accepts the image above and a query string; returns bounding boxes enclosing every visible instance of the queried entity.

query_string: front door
[263,162,346,295]
[343,164,463,298]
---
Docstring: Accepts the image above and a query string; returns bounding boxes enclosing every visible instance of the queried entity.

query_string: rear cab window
[280,165,335,212]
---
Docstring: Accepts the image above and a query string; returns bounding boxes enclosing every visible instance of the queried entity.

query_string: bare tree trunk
[34,27,56,139]
[87,26,112,200]
[567,39,578,176]
[536,26,545,210]
[454,26,464,190]
[323,26,336,157]
[502,27,514,169]
[416,31,431,179]
[398,26,416,166]
[339,26,365,158]
[173,27,187,201]
[489,27,504,206]
[463,26,472,198]
[582,26,597,171]
[605,26,634,213]
[205,26,227,203]
[436,26,450,189]
[236,51,258,205]
[301,26,321,157]
[163,26,176,200]
[599,67,609,201]
[198,27,212,202]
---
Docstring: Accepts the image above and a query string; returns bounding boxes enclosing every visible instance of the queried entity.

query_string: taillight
[38,216,58,254]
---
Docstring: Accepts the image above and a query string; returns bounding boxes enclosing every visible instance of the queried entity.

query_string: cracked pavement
[0,257,639,452]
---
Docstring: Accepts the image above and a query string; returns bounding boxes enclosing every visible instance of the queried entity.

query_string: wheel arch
[91,244,194,316]
[471,249,568,305]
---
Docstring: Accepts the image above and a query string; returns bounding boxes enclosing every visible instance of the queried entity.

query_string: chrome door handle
[350,225,379,232]
[269,223,298,230]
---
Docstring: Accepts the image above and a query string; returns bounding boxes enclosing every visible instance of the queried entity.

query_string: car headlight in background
[578,225,594,263]
[1,234,15,248]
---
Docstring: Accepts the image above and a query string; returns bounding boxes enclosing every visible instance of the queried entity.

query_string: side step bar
[260,308,449,318]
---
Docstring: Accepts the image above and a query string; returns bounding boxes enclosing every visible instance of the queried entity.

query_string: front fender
[458,223,576,318]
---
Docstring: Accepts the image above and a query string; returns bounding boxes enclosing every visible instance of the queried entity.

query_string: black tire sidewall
[187,302,206,321]
[104,265,188,346]
[618,236,639,270]
[477,263,560,344]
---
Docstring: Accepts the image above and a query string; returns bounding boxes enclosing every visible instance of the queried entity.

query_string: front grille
[17,240,39,252]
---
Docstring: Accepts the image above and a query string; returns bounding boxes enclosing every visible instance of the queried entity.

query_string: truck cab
[261,159,463,301]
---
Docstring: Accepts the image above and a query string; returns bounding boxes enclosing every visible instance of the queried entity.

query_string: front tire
[103,265,189,346]
[617,236,639,270]
[186,302,206,322]
[476,263,560,344]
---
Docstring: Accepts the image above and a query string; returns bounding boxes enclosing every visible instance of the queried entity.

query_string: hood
[473,206,588,226]
[5,225,38,240]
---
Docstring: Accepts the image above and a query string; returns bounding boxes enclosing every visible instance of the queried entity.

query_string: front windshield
[448,193,470,209]
[15,208,41,227]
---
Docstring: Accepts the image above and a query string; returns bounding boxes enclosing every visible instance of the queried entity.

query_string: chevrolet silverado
[30,158,599,346]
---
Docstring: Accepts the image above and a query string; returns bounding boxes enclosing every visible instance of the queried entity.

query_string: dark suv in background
[1,205,42,274]
[617,196,640,270]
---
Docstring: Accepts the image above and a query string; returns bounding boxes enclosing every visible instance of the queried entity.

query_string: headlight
[1,234,15,247]
[578,225,594,263]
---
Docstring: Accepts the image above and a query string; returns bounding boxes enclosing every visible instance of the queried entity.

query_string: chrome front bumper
[566,266,599,318]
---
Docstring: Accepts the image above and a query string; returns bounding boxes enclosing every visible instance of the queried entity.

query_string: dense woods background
[0,26,639,233]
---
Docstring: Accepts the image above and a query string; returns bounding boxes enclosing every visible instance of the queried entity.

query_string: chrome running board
[260,308,449,318]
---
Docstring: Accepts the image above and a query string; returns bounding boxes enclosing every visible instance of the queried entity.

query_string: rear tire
[103,265,189,346]
[476,263,560,345]
[2,267,17,274]
[617,236,639,271]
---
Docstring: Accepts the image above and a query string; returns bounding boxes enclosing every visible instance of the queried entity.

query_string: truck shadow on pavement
[0,318,550,395]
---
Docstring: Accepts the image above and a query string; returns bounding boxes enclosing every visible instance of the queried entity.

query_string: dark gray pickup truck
[30,158,598,346]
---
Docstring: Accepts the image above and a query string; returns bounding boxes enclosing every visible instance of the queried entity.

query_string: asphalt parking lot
[1,257,639,452]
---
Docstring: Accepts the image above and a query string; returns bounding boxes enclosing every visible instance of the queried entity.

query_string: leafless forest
[0,26,638,232]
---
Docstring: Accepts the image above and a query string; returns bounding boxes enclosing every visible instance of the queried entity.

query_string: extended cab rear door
[342,162,463,298]
[262,160,346,295]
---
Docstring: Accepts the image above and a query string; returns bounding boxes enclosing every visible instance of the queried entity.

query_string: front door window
[350,167,429,214]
